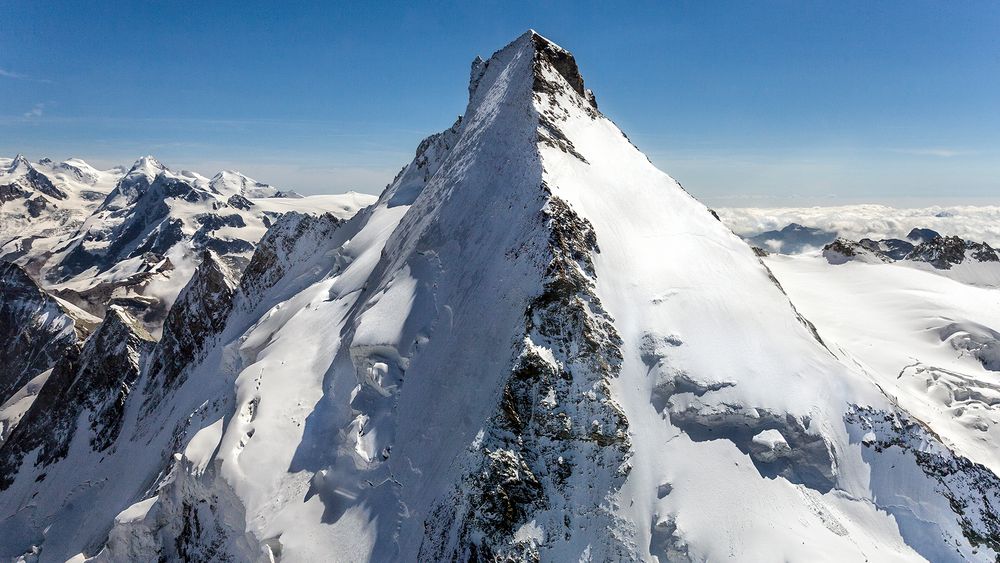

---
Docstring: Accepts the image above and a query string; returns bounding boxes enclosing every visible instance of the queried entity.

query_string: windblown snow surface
[1,31,999,562]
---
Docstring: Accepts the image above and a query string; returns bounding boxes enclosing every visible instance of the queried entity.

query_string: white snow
[753,429,789,450]
[113,497,158,524]
[766,252,1000,475]
[0,369,53,445]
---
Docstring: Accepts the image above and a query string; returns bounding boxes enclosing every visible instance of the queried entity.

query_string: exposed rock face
[0,262,92,406]
[858,236,914,260]
[24,165,68,201]
[824,233,999,269]
[237,212,344,301]
[847,406,1000,559]
[530,32,597,110]
[421,196,631,561]
[908,235,999,269]
[144,250,238,398]
[822,237,889,265]
[0,306,154,489]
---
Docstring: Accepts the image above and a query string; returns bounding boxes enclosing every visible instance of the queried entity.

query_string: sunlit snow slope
[1,31,998,563]
[767,254,1000,478]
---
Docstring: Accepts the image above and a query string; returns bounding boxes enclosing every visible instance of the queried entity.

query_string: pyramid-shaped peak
[5,154,31,174]
[473,30,595,110]
[521,29,569,52]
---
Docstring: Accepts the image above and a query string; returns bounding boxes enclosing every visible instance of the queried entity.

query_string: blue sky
[2,1,998,205]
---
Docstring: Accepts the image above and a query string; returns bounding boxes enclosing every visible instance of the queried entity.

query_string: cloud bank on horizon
[718,205,1000,249]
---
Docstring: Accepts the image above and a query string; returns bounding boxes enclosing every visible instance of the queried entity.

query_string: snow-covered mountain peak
[526,30,591,102]
[0,153,68,203]
[4,154,30,175]
[122,154,168,186]
[53,158,103,184]
[209,169,252,191]
[464,30,595,113]
[129,155,165,176]
[209,169,298,199]
[101,155,171,209]
[1,155,36,180]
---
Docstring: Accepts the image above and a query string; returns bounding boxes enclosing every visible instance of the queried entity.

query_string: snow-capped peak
[126,155,166,178]
[101,155,172,208]
[52,158,103,185]
[211,169,260,194]
[3,154,31,177]
[209,169,300,199]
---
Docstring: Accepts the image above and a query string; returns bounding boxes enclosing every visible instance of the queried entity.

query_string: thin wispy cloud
[0,68,52,83]
[23,103,44,119]
[890,148,970,158]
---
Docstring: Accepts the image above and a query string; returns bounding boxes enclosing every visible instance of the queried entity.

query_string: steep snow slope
[523,43,995,561]
[1,31,999,562]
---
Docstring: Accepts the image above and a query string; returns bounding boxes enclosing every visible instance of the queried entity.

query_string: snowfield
[0,30,998,562]
[766,253,1000,477]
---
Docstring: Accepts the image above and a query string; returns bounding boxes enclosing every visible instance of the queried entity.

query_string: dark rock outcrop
[908,236,998,269]
[421,194,630,561]
[824,233,999,270]
[0,262,93,407]
[144,250,238,402]
[0,306,154,489]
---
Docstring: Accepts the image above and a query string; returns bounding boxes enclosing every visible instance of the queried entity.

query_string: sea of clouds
[717,205,1000,250]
